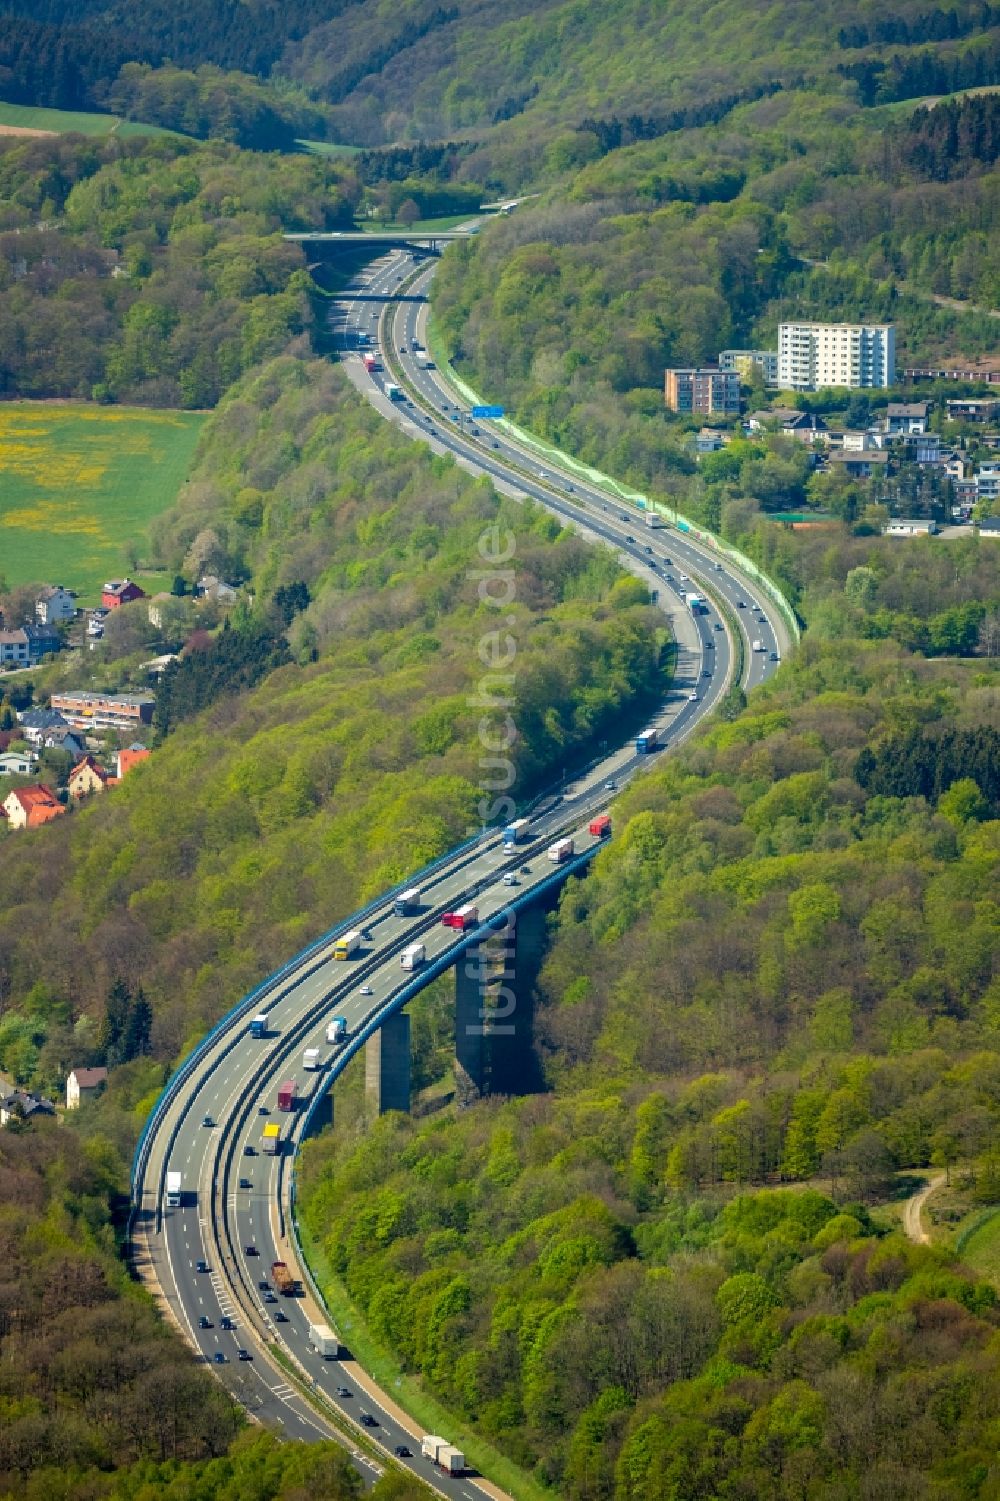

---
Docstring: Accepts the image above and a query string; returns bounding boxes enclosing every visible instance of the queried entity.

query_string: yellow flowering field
[0,403,205,598]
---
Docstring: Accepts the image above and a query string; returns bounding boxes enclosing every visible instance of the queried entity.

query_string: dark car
[336,1386,352,1398]
[196,1260,209,1273]
[274,1309,288,1323]
[220,1317,235,1331]
[663,557,673,565]
[237,1349,253,1361]
[258,1105,269,1116]
[737,600,746,608]
[202,1115,214,1127]
[625,534,635,542]
[359,1413,378,1428]
[239,1178,252,1190]
[245,1245,257,1257]
[258,1278,269,1291]
[771,651,779,661]
[394,1445,412,1458]
[213,1351,226,1365]
[399,346,406,353]
[198,1315,212,1329]
[714,622,723,631]
[620,513,628,521]
[263,1291,277,1304]
[244,1144,254,1156]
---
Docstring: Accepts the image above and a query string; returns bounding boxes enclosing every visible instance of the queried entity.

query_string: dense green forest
[298,619,1000,1498]
[0,357,663,1096]
[0,134,357,404]
[0,1109,427,1498]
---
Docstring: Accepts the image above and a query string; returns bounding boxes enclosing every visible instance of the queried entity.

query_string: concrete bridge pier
[455,899,551,1099]
[365,1010,411,1115]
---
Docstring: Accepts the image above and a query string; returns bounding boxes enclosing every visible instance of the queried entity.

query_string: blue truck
[635,728,660,754]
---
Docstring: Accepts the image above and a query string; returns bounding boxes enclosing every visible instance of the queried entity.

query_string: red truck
[442,903,478,931]
[277,1079,296,1112]
[271,1260,299,1295]
[589,814,612,839]
[362,353,379,373]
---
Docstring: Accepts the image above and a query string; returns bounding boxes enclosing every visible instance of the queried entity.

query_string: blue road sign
[471,404,505,419]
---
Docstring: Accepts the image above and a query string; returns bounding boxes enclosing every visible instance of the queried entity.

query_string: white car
[359,984,373,996]
[688,690,698,701]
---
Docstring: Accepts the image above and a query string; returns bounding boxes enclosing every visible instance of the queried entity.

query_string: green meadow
[0,99,176,137]
[0,403,205,599]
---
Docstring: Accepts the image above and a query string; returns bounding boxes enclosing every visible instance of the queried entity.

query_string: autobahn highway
[132,242,794,1496]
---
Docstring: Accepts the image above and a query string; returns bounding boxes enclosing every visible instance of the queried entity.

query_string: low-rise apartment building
[49,691,155,733]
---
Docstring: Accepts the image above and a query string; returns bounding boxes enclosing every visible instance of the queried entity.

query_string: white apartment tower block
[778,322,895,391]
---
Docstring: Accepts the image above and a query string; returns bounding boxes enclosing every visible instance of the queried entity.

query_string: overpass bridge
[283,229,477,256]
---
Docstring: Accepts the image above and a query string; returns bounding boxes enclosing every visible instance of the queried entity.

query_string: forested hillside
[0,134,357,404]
[0,357,663,1099]
[299,622,1000,1499]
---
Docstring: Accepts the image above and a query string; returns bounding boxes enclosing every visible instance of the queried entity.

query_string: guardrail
[421,316,800,647]
[131,830,484,1199]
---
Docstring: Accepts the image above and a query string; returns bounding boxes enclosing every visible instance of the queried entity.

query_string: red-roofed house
[116,744,151,779]
[68,755,116,799]
[101,578,146,610]
[2,784,66,830]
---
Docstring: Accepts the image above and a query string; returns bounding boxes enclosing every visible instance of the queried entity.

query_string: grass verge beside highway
[298,1224,551,1501]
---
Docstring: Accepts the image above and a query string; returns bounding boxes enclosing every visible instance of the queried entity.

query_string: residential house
[49,691,155,733]
[664,367,741,415]
[885,401,929,435]
[827,429,875,452]
[86,609,109,639]
[68,755,115,799]
[883,518,938,537]
[195,575,239,602]
[975,462,1000,502]
[46,729,85,759]
[0,628,30,667]
[101,578,146,610]
[35,585,77,625]
[695,428,726,453]
[1,784,65,829]
[0,751,36,777]
[976,517,1000,537]
[23,621,62,661]
[147,593,172,630]
[901,432,941,465]
[65,1067,108,1109]
[829,450,890,479]
[747,408,829,441]
[945,398,1000,422]
[0,1088,56,1126]
[117,744,151,779]
[17,708,71,746]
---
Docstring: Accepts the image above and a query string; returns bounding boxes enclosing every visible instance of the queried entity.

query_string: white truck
[308,1322,340,1358]
[421,1437,465,1473]
[401,942,425,970]
[165,1171,182,1208]
[303,1047,321,1071]
[644,511,664,528]
[385,382,403,401]
[438,1446,466,1476]
[752,638,765,652]
[326,1016,347,1045]
[547,837,575,863]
